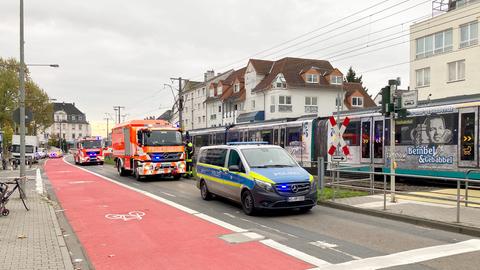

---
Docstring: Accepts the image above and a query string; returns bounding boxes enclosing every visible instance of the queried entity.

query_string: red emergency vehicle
[112,120,186,180]
[74,137,104,165]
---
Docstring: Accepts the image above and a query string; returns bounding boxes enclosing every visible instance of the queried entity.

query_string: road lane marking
[240,217,299,239]
[61,157,327,267]
[313,239,480,270]
[310,241,362,260]
[261,239,331,267]
[105,211,146,221]
[194,213,247,233]
[161,192,176,197]
[223,213,236,218]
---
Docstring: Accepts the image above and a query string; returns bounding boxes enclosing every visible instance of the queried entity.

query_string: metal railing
[321,163,480,223]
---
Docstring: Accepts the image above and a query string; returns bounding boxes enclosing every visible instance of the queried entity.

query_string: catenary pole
[19,0,27,194]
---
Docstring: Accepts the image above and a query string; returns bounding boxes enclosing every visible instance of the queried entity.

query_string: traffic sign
[400,90,418,109]
[332,155,347,162]
[328,116,350,156]
[12,108,33,125]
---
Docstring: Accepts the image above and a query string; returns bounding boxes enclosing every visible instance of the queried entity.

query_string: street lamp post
[19,0,27,193]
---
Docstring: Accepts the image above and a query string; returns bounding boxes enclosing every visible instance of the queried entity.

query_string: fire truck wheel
[117,160,127,176]
[135,168,144,181]
[173,174,181,180]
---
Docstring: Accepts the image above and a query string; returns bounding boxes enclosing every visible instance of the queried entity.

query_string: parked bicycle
[0,177,29,216]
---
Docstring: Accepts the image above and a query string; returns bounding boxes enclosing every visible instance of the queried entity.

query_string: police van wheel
[241,190,256,216]
[200,180,212,200]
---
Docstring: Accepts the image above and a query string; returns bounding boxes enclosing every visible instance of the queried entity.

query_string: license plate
[287,196,305,202]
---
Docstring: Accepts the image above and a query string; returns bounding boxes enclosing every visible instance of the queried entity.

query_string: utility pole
[113,106,125,124]
[104,116,109,140]
[19,0,27,194]
[170,77,183,130]
[121,114,128,122]
[388,79,398,203]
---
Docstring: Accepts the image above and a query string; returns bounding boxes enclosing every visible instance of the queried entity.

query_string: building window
[218,106,222,113]
[234,104,238,111]
[415,67,430,87]
[352,97,364,107]
[72,125,75,130]
[306,74,319,83]
[270,96,276,113]
[416,29,453,58]
[71,115,76,121]
[72,134,76,139]
[202,116,205,122]
[210,114,216,120]
[78,116,83,121]
[252,100,255,109]
[460,21,478,48]
[279,96,292,112]
[331,76,343,85]
[305,97,318,113]
[273,74,287,88]
[217,86,223,96]
[234,83,240,93]
[448,60,466,82]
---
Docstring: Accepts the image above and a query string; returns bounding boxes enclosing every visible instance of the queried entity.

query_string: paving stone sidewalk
[0,167,74,270]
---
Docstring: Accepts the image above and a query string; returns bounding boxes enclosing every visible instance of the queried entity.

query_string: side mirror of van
[228,165,240,172]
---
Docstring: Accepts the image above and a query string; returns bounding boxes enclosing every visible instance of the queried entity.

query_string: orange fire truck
[112,120,186,180]
[74,136,104,165]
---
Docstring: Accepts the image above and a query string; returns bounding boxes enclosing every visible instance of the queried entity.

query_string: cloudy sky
[0,0,432,135]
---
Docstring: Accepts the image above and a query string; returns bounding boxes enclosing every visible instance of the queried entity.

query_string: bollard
[456,180,461,223]
[383,174,387,211]
[318,157,324,192]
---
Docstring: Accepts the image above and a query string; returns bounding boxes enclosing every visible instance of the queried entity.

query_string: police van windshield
[142,130,182,146]
[241,148,297,168]
[82,140,102,149]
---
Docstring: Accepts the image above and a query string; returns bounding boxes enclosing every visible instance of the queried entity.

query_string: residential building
[410,0,480,100]
[204,70,234,127]
[343,82,376,109]
[38,102,91,146]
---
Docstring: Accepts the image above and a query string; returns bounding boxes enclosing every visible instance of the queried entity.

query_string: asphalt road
[73,158,480,270]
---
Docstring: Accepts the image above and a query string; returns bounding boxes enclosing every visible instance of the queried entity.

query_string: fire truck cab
[112,120,186,181]
[74,136,104,165]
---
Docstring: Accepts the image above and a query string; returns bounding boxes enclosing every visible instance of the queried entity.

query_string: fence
[321,162,480,223]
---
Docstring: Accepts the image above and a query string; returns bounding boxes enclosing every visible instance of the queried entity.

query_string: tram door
[373,117,385,164]
[458,108,478,168]
[361,118,372,163]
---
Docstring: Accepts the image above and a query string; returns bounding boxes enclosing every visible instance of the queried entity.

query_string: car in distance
[196,142,317,215]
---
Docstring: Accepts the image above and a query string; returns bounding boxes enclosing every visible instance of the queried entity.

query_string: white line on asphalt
[223,213,236,218]
[260,239,331,267]
[60,157,327,267]
[310,241,362,260]
[312,239,480,270]
[240,217,299,239]
[194,213,247,233]
[161,192,176,197]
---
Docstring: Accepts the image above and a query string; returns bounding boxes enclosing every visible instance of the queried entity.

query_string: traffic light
[381,86,390,116]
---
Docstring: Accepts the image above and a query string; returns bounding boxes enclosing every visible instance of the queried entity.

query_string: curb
[319,201,480,237]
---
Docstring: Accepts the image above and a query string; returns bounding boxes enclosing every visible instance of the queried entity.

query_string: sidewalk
[322,191,480,236]
[0,166,74,270]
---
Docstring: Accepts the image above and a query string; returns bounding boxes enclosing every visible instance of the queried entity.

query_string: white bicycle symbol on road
[105,211,146,221]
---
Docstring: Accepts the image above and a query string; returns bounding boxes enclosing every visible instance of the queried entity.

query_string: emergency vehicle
[112,120,186,180]
[74,137,104,165]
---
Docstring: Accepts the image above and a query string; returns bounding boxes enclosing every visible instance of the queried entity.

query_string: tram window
[280,129,286,148]
[287,127,301,147]
[361,122,370,159]
[384,119,390,146]
[460,112,475,161]
[227,132,239,143]
[261,130,273,144]
[395,118,415,145]
[374,120,383,159]
[215,133,225,145]
[273,129,279,145]
[343,121,360,146]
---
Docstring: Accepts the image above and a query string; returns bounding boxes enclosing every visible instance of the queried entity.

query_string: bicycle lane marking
[45,158,317,270]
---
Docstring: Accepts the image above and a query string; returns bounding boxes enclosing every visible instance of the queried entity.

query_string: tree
[345,66,369,93]
[0,57,54,143]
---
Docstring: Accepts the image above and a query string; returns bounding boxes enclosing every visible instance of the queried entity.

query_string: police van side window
[228,150,244,172]
[205,148,227,167]
[198,150,208,164]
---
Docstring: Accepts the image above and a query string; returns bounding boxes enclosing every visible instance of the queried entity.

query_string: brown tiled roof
[249,59,274,75]
[252,57,334,92]
[219,67,246,102]
[343,82,376,109]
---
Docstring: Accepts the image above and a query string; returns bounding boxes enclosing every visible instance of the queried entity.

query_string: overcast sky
[0,0,432,135]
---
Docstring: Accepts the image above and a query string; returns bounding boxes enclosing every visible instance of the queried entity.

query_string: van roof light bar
[227,141,269,145]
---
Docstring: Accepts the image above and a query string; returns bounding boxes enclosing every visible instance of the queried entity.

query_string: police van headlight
[254,179,274,192]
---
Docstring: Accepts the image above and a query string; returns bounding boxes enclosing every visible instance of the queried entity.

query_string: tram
[188,94,480,179]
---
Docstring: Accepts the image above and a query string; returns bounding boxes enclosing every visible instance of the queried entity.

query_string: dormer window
[234,83,240,93]
[306,74,319,83]
[352,97,363,107]
[331,75,343,85]
[273,74,287,88]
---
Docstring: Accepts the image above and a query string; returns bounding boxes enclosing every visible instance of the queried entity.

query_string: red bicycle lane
[45,158,313,270]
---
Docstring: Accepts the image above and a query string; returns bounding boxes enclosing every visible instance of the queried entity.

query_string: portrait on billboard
[396,113,458,146]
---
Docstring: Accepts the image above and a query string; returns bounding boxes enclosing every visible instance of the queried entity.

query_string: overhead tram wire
[183,0,404,81]
[252,0,429,61]
[186,0,431,82]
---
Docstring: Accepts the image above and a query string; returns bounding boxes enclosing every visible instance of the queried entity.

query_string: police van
[196,142,317,215]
